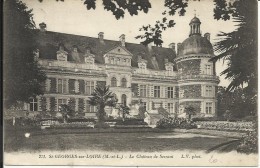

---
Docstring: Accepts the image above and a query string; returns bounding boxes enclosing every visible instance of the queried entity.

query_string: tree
[211,0,257,93]
[59,104,75,123]
[185,106,196,120]
[4,0,46,108]
[88,86,117,122]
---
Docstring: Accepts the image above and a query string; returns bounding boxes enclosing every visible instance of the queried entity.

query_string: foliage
[88,85,117,122]
[48,122,95,129]
[78,98,85,113]
[156,117,197,129]
[211,0,257,93]
[4,0,46,108]
[118,104,130,121]
[115,119,147,126]
[217,87,257,119]
[185,105,196,120]
[195,121,253,132]
[94,122,110,129]
[158,107,170,118]
[67,98,76,112]
[237,123,258,154]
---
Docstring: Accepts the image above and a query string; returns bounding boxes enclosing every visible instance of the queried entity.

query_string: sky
[22,0,238,87]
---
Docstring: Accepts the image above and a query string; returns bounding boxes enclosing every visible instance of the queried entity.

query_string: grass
[4,126,236,152]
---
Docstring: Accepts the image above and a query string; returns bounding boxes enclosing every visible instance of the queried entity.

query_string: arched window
[121,94,127,106]
[121,78,127,87]
[111,77,117,87]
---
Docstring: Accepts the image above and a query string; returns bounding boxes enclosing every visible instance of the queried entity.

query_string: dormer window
[57,43,68,61]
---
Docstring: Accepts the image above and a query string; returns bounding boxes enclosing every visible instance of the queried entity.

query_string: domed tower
[175,16,219,118]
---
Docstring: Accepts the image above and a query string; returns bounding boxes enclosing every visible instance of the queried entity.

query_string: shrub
[115,119,147,126]
[48,122,94,129]
[195,121,253,131]
[237,124,258,154]
[156,117,196,129]
[94,122,110,129]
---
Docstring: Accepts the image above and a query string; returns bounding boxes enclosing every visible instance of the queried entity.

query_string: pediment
[105,45,133,57]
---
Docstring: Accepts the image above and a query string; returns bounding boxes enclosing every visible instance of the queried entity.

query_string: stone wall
[177,59,201,75]
[180,85,201,98]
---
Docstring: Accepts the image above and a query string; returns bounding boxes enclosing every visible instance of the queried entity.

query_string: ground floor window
[206,102,213,114]
[167,103,174,114]
[57,98,67,111]
[29,98,38,111]
[85,101,95,112]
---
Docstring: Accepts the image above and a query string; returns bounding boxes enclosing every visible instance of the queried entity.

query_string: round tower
[175,16,219,118]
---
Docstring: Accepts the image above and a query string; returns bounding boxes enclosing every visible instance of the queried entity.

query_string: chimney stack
[98,32,104,43]
[204,33,210,41]
[119,34,125,47]
[39,22,46,32]
[177,43,182,55]
[168,43,175,51]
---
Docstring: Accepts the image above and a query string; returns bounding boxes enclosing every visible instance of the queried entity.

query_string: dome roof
[190,16,201,24]
[178,35,213,56]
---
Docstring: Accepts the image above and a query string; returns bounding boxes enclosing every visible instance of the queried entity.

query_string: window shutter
[149,85,154,97]
[212,86,215,97]
[175,86,179,98]
[147,85,150,98]
[165,87,168,98]
[63,79,67,93]
[69,79,75,94]
[50,97,56,112]
[137,84,140,97]
[50,78,57,93]
[45,79,50,92]
[160,86,164,98]
[79,80,85,94]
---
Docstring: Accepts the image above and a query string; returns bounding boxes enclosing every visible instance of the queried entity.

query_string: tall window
[121,94,127,106]
[57,98,67,111]
[167,87,174,98]
[29,98,38,111]
[121,78,127,87]
[167,103,174,114]
[206,102,213,114]
[111,77,117,87]
[140,85,147,97]
[205,65,211,75]
[205,86,213,97]
[57,79,67,93]
[85,81,95,95]
[154,86,160,98]
[85,101,95,113]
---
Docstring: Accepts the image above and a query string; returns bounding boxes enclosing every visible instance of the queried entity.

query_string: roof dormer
[56,43,68,61]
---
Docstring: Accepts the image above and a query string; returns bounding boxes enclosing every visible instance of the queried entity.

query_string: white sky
[22,0,239,87]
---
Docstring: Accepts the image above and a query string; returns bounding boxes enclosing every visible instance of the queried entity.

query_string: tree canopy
[4,0,46,108]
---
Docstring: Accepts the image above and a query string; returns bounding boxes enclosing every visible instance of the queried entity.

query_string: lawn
[4,128,236,152]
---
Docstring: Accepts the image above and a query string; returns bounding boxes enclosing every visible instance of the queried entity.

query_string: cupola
[189,16,201,36]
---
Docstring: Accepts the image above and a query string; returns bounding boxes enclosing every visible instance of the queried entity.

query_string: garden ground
[4,129,237,152]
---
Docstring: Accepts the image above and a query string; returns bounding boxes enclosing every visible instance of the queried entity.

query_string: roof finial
[194,9,196,17]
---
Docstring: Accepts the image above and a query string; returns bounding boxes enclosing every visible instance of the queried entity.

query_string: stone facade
[24,16,219,118]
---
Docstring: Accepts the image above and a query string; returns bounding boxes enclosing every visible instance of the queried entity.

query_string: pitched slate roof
[35,30,177,70]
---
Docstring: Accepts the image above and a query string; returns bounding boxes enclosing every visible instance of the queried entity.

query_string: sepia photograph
[3,0,258,166]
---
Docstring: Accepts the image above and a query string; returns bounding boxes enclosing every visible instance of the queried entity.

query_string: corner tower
[175,16,219,118]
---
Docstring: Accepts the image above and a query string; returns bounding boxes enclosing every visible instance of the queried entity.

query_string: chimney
[164,58,168,63]
[119,34,125,47]
[168,43,175,51]
[177,43,181,54]
[39,22,46,32]
[204,33,210,41]
[98,32,104,43]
